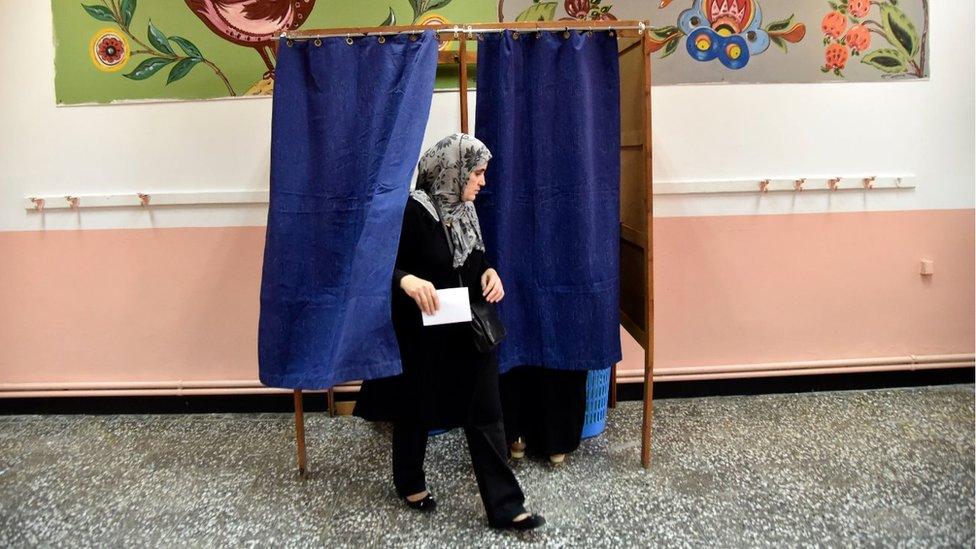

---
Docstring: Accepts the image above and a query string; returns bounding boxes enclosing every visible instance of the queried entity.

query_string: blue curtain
[475,30,622,372]
[259,33,439,389]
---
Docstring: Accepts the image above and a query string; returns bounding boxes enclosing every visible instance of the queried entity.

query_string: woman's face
[461,163,488,202]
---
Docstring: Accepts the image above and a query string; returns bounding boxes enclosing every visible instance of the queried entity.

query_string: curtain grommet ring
[313,38,322,47]
[512,31,520,40]
[409,34,418,41]
[585,30,593,37]
[562,30,570,39]
[608,31,615,38]
[377,36,386,44]
[345,37,354,45]
[286,39,294,47]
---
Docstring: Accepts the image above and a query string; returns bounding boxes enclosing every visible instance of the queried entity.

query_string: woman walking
[355,133,544,531]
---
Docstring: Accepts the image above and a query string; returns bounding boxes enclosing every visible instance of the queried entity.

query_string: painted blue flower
[677,0,770,69]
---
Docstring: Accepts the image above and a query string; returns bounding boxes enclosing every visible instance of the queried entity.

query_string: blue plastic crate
[581,367,611,439]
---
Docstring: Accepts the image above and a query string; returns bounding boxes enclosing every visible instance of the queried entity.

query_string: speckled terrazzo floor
[0,384,972,547]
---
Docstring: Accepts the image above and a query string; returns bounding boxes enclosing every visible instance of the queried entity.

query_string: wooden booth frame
[284,20,655,470]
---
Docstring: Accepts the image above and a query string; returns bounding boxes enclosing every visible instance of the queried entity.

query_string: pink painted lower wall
[1,209,973,394]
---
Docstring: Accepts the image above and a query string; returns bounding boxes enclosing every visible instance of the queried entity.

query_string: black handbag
[470,298,506,354]
[452,268,506,353]
[440,221,506,353]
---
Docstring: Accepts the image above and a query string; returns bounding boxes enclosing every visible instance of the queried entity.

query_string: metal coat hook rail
[654,175,914,196]
[22,176,915,211]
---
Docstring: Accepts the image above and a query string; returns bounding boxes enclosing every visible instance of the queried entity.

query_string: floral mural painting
[81,0,455,95]
[184,0,315,83]
[508,0,617,23]
[56,1,493,104]
[57,0,931,103]
[647,0,805,69]
[83,2,236,94]
[820,0,927,78]
[500,0,928,83]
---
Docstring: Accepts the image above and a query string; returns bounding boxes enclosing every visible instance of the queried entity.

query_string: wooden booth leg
[293,389,308,479]
[640,30,655,469]
[641,362,654,468]
[327,387,336,417]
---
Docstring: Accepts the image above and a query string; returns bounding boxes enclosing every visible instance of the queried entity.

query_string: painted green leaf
[425,0,453,12]
[770,35,787,52]
[861,48,908,73]
[147,20,174,55]
[661,36,680,58]
[169,36,202,58]
[120,0,136,28]
[765,14,794,32]
[81,4,116,22]
[124,57,173,80]
[166,58,202,84]
[650,25,680,40]
[515,2,556,22]
[381,7,396,26]
[408,0,422,21]
[880,3,919,57]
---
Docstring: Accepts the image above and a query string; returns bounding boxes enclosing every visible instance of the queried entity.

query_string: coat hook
[66,196,79,209]
[30,197,45,211]
[827,177,841,191]
[138,193,151,206]
[758,179,770,193]
[863,176,876,189]
[793,178,806,192]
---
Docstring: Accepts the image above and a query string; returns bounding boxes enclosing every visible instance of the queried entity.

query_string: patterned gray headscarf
[410,133,492,268]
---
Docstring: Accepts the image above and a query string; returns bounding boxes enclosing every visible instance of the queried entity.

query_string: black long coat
[354,199,501,430]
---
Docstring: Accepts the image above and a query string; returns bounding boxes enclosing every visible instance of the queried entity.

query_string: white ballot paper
[421,287,472,327]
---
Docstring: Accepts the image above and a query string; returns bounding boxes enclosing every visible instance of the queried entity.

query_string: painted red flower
[98,36,125,65]
[565,0,589,18]
[844,24,871,53]
[821,11,847,39]
[89,29,130,72]
[563,0,617,21]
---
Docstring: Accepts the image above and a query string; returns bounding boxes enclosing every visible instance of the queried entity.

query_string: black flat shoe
[494,513,546,531]
[403,493,436,512]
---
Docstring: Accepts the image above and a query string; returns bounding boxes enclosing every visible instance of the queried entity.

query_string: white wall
[1,1,972,233]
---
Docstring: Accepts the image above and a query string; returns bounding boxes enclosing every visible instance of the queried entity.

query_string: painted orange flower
[824,43,849,69]
[847,0,870,19]
[821,11,847,39]
[89,29,130,72]
[844,24,871,53]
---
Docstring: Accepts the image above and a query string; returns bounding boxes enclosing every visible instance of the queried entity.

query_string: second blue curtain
[475,30,623,372]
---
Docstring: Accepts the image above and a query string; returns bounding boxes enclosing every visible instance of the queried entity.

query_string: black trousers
[392,419,526,526]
